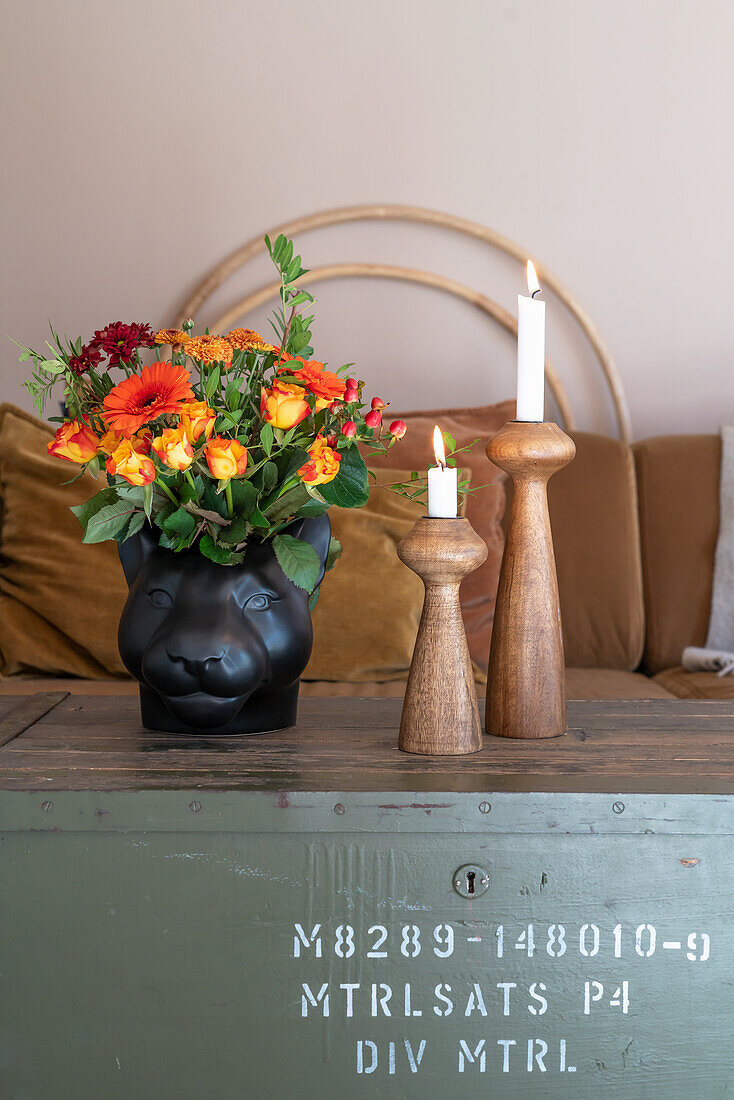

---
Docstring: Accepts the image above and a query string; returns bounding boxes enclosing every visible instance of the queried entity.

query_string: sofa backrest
[634,434,720,675]
[547,432,645,670]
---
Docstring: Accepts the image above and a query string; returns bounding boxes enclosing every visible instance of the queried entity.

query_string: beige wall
[2,0,733,440]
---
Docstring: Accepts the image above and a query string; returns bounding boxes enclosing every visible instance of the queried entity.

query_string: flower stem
[225,481,234,518]
[155,478,178,505]
[184,469,197,493]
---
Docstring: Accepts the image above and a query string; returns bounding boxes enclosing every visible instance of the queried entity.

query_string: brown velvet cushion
[634,435,720,675]
[306,468,468,682]
[544,432,645,670]
[367,400,513,668]
[564,667,674,699]
[652,666,734,700]
[0,403,129,677]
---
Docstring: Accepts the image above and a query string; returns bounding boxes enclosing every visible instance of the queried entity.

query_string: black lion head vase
[117,514,331,735]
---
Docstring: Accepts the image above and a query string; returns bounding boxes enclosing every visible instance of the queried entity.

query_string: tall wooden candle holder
[486,421,576,739]
[398,517,487,755]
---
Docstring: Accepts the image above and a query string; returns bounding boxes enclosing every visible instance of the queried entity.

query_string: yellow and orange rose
[260,381,311,430]
[178,400,216,445]
[47,419,101,464]
[298,433,341,487]
[105,438,156,486]
[152,427,194,472]
[206,437,248,481]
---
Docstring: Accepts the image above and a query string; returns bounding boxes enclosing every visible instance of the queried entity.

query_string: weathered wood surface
[2,694,734,791]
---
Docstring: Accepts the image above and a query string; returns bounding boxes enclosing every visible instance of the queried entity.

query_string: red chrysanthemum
[103,361,194,436]
[67,343,103,376]
[89,322,156,367]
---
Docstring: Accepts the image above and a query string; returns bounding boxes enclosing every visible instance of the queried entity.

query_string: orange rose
[298,433,341,487]
[47,419,100,464]
[99,428,125,455]
[152,427,194,471]
[260,381,310,430]
[105,439,156,486]
[206,437,248,481]
[178,400,216,445]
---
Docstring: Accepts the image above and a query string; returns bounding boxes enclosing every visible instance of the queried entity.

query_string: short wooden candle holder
[486,421,576,739]
[397,517,488,755]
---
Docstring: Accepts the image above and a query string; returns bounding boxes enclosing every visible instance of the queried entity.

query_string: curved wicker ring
[177,204,630,441]
[212,263,576,433]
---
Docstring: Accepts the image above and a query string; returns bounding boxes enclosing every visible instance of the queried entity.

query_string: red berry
[364,409,382,429]
[346,377,358,390]
[329,400,341,414]
[389,419,407,439]
[370,396,387,411]
[342,420,357,438]
[344,388,359,403]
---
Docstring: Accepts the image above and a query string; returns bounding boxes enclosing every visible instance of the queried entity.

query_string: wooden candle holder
[486,421,576,739]
[398,517,488,755]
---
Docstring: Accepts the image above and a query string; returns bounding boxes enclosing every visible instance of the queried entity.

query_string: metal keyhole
[453,864,490,899]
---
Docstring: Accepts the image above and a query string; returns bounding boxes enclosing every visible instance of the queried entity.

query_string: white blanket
[683,425,734,675]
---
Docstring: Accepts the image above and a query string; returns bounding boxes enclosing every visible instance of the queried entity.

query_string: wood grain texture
[487,422,576,739]
[397,518,487,755]
[4,696,734,793]
[173,204,631,441]
[0,693,68,748]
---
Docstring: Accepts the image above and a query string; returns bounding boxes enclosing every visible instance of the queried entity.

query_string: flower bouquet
[19,234,407,596]
[15,234,411,734]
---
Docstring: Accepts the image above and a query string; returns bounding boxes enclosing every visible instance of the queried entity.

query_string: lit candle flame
[433,425,446,467]
[526,259,541,297]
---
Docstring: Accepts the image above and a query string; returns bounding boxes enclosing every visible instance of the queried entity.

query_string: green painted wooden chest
[0,692,732,1098]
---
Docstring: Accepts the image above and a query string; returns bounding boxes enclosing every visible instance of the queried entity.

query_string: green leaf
[325,536,342,573]
[199,534,243,565]
[40,359,65,375]
[230,478,258,517]
[263,483,311,524]
[218,516,248,545]
[248,506,270,529]
[260,421,274,456]
[70,487,117,530]
[318,445,369,508]
[205,365,221,401]
[272,533,321,592]
[82,501,137,543]
[143,482,153,522]
[163,507,196,539]
[125,512,146,539]
[308,587,320,612]
[296,496,330,518]
[225,380,243,410]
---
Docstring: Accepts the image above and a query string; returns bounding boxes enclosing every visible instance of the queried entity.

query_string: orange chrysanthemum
[155,328,190,348]
[226,328,265,350]
[184,334,233,366]
[103,361,194,436]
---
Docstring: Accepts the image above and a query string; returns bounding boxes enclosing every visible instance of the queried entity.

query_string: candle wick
[531,288,541,299]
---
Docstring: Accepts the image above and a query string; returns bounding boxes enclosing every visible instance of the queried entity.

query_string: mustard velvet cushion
[0,403,129,677]
[306,468,469,683]
[367,400,513,668]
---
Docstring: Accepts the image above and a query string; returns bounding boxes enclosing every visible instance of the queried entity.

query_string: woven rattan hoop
[212,264,575,432]
[176,204,629,441]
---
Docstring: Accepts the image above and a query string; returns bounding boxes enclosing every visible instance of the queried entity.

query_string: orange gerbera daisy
[103,361,194,436]
[154,328,190,348]
[184,334,233,366]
